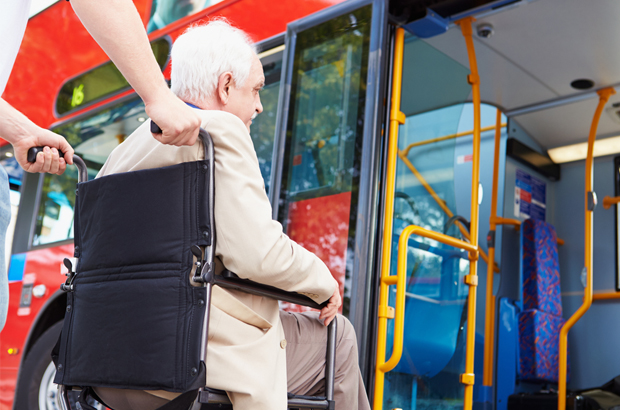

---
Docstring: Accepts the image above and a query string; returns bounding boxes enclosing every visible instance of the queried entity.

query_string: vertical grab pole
[373,27,406,410]
[456,16,481,410]
[558,87,615,410]
[482,109,503,390]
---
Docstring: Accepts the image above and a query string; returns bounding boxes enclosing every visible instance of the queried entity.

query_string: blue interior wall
[497,120,557,313]
[554,156,620,389]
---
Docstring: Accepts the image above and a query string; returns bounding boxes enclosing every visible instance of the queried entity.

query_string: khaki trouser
[95,312,371,410]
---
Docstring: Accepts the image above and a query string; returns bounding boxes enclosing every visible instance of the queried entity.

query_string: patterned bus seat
[518,219,568,383]
[522,219,562,316]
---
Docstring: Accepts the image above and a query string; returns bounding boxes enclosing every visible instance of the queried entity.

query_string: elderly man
[95,20,371,410]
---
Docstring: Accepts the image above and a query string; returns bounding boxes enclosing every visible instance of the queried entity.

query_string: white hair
[170,19,257,103]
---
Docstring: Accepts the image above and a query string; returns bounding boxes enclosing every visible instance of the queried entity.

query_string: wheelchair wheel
[13,321,103,410]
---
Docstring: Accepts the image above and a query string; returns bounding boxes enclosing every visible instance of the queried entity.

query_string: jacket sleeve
[202,111,337,304]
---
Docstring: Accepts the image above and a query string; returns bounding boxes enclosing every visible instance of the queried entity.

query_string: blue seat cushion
[522,219,562,316]
[518,309,569,383]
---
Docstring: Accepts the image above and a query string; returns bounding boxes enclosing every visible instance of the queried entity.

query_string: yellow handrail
[456,16,482,410]
[482,109,503,388]
[396,153,500,273]
[488,217,567,245]
[378,251,407,373]
[373,27,406,410]
[603,195,620,209]
[558,87,616,410]
[593,291,620,301]
[401,123,506,156]
[378,224,479,393]
[400,224,478,256]
[491,216,521,230]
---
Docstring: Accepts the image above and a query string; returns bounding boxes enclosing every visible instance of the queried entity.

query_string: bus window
[147,0,225,33]
[251,48,283,195]
[32,99,146,247]
[277,4,372,315]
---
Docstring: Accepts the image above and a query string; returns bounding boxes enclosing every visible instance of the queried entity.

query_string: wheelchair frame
[56,128,336,410]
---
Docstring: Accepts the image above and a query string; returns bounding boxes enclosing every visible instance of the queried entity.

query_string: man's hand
[0,98,74,175]
[12,129,74,174]
[319,286,342,326]
[144,91,201,147]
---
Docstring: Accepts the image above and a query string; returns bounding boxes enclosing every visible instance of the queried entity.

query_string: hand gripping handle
[151,120,162,134]
[27,147,88,183]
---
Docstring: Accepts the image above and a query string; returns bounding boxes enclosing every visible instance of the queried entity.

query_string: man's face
[224,55,265,131]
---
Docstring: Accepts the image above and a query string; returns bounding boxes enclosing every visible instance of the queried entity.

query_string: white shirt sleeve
[0,1,33,95]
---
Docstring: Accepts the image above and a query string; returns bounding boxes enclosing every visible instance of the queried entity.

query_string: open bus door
[371,3,519,409]
[374,24,484,410]
[271,0,388,378]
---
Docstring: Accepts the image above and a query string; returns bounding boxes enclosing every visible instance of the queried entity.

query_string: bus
[2,0,620,409]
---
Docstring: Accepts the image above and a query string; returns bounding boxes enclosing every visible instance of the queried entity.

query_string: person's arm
[69,0,201,146]
[206,111,340,324]
[0,99,73,174]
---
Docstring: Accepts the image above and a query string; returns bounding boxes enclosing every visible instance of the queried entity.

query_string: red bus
[3,1,620,410]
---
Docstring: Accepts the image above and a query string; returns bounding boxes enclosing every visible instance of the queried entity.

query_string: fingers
[152,125,200,147]
[319,289,342,326]
[146,95,202,147]
[320,307,337,326]
[28,147,66,175]
[57,137,74,165]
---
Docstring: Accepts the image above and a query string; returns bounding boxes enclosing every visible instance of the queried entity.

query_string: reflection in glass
[277,5,372,316]
[249,51,283,194]
[33,99,146,246]
[386,104,470,410]
[147,0,224,33]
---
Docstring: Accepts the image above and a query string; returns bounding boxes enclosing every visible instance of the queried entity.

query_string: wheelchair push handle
[150,120,163,134]
[27,147,89,184]
[27,147,65,163]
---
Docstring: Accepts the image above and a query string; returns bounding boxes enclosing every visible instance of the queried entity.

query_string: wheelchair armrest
[214,270,328,310]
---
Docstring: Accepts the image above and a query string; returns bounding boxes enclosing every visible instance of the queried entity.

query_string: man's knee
[336,315,358,354]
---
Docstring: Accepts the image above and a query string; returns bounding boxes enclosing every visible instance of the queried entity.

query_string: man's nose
[256,97,263,114]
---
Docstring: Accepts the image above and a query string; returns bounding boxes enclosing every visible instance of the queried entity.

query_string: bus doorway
[374,26,510,410]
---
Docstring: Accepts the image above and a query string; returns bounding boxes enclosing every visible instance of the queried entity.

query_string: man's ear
[217,72,234,105]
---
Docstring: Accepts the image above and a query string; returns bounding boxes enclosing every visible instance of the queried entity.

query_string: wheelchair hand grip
[150,120,162,134]
[27,147,88,183]
[27,147,65,163]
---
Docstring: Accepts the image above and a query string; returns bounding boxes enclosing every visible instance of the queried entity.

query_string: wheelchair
[46,128,336,410]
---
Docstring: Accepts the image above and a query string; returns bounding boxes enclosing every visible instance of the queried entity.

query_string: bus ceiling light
[548,134,620,163]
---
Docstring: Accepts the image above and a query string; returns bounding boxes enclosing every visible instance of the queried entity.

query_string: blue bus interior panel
[517,219,568,383]
[403,9,449,38]
[496,298,519,410]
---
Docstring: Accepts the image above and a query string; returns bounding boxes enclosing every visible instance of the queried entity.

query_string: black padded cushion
[53,160,210,392]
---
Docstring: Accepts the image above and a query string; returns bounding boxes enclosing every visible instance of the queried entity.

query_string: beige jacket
[97,109,338,410]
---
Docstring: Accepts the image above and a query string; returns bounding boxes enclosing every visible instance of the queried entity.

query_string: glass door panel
[277,4,373,316]
[382,34,474,410]
[250,48,284,195]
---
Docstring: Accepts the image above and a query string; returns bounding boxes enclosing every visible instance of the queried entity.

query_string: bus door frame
[268,0,389,380]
